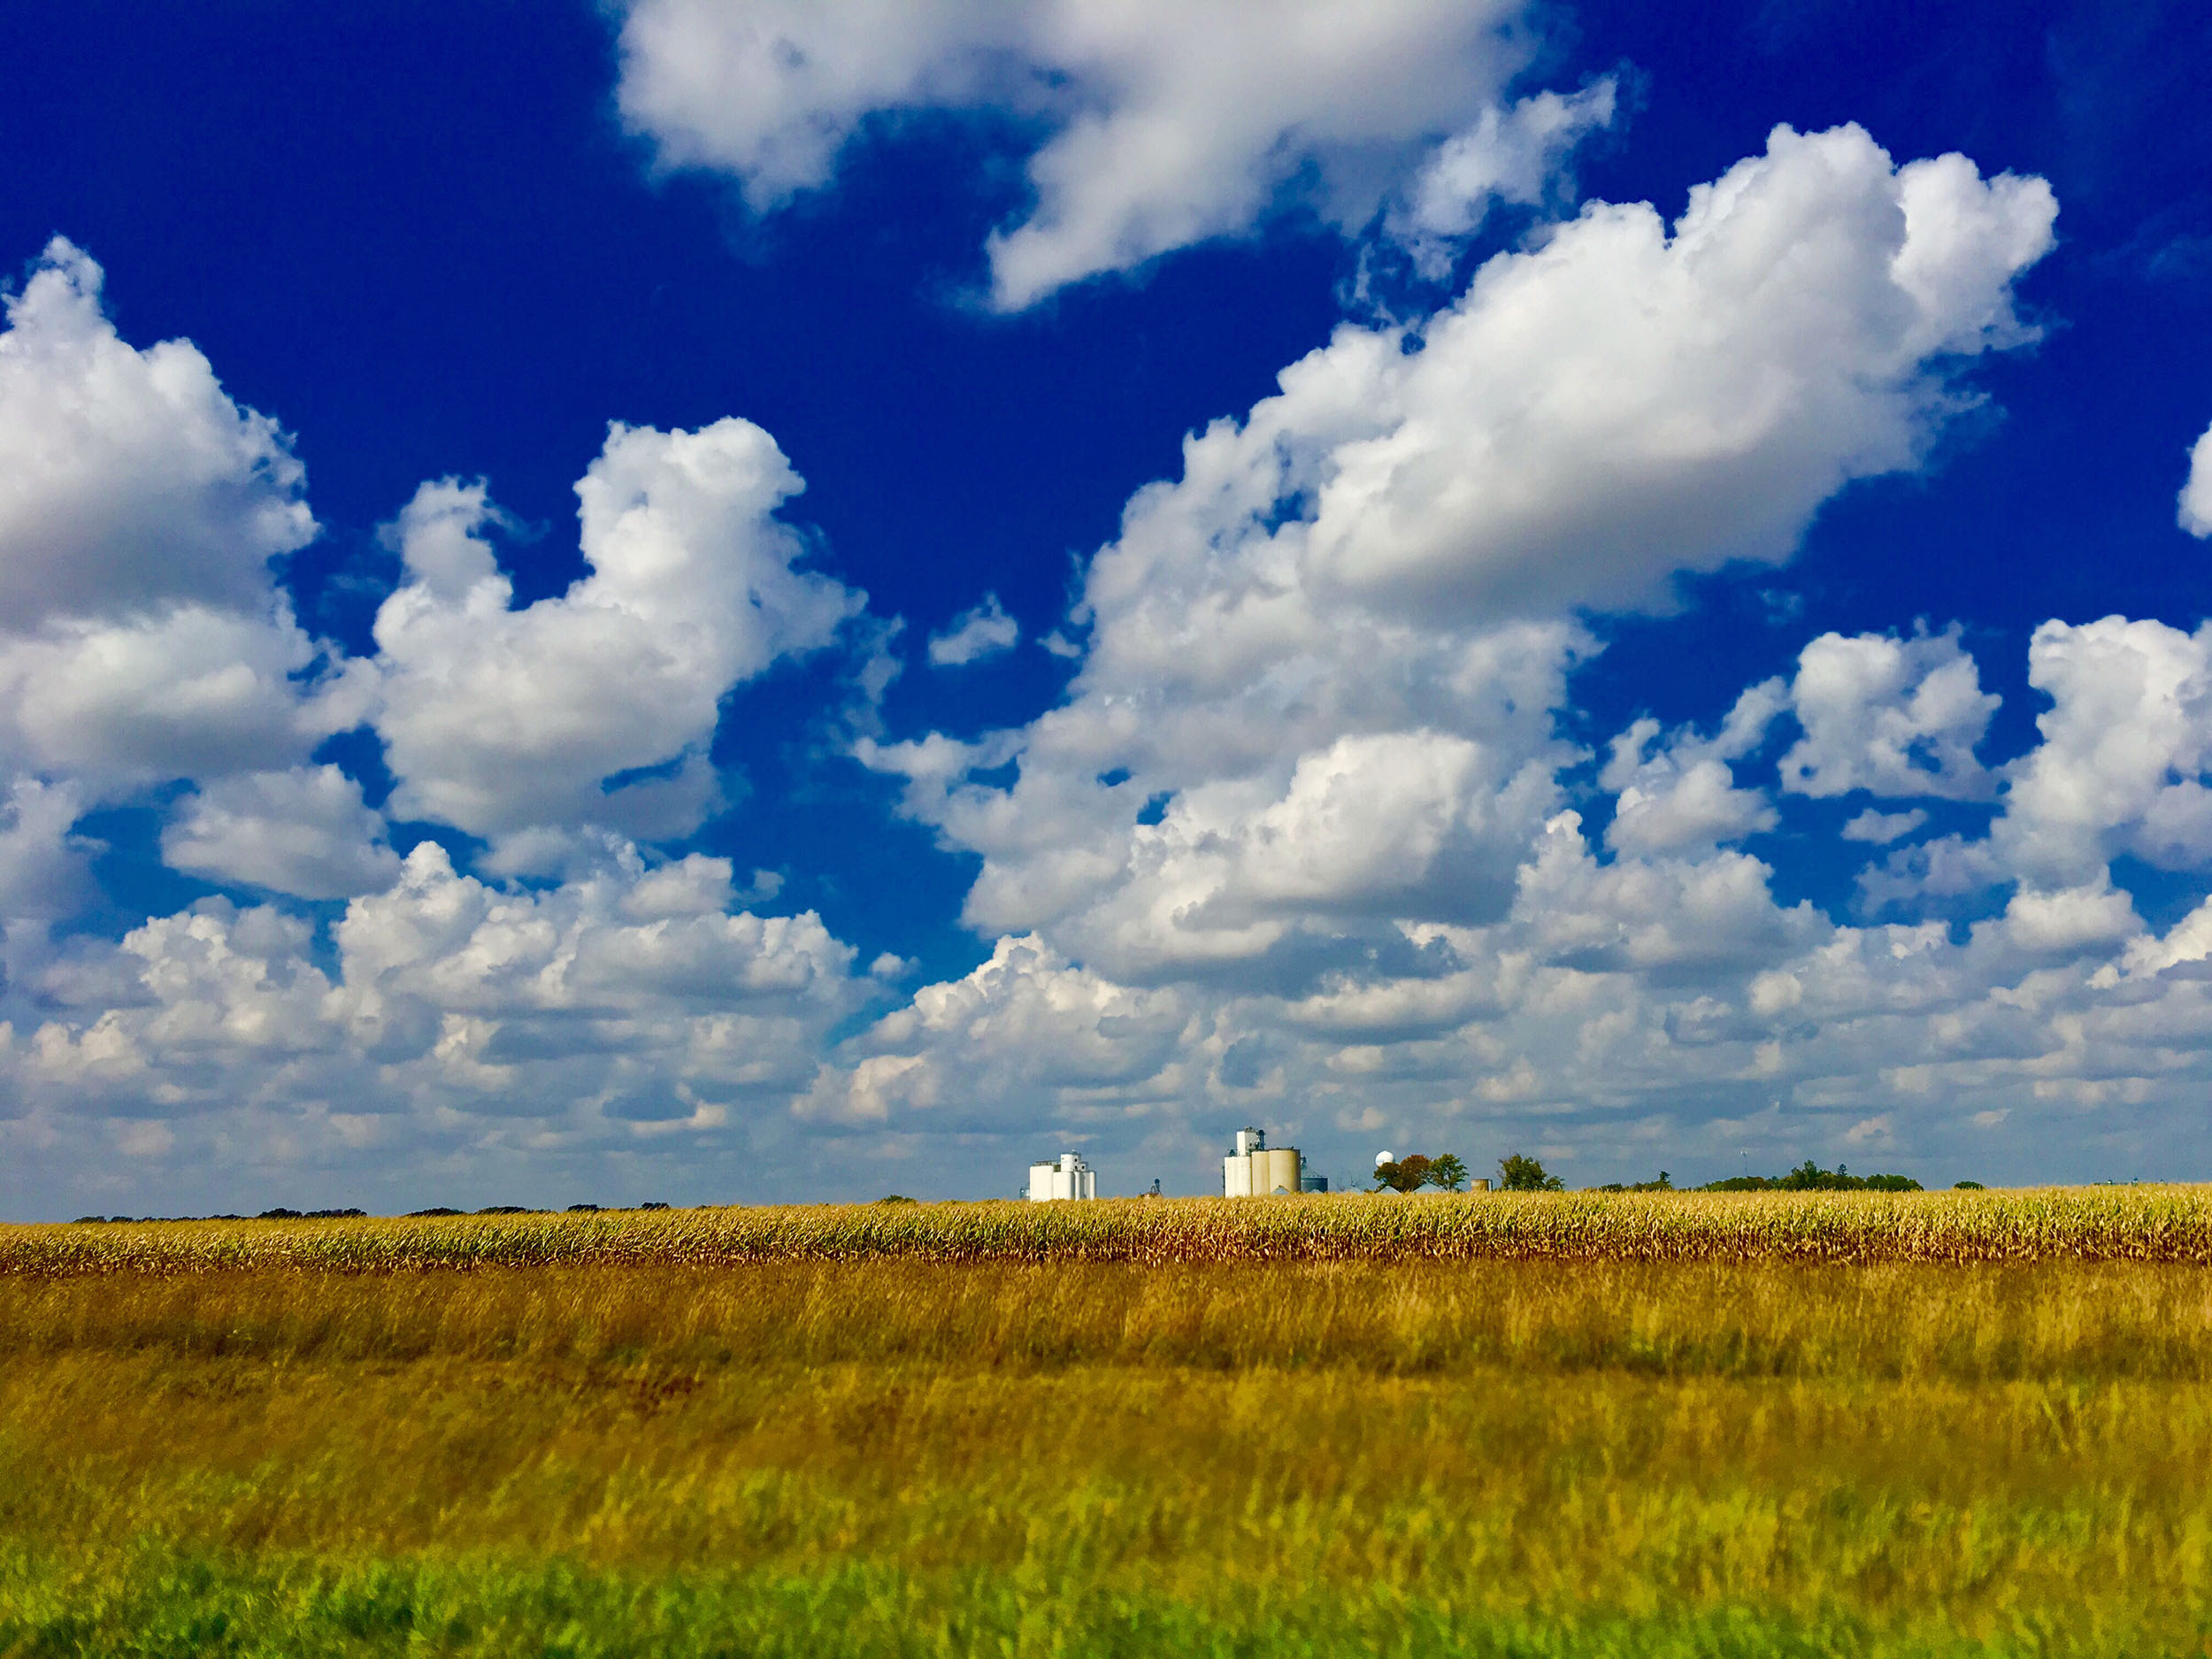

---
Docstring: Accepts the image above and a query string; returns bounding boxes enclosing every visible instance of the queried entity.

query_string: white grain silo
[1026,1151,1096,1202]
[1222,1127,1302,1196]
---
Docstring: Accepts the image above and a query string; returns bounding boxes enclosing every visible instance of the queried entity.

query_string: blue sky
[1,0,2208,1217]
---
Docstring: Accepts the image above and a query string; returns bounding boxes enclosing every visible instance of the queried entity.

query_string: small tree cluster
[1497,1154,1564,1192]
[1371,1153,1471,1193]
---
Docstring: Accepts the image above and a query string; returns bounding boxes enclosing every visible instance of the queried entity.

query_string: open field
[16,1184,2212,1274]
[4,1192,2212,1656]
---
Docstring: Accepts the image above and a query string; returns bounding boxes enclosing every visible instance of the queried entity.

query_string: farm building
[1223,1127,1304,1196]
[1027,1152,1096,1202]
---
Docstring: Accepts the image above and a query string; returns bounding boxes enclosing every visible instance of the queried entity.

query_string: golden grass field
[4,1188,2211,1655]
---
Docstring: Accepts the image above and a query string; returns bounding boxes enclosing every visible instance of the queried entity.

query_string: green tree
[1371,1155,1433,1194]
[1425,1154,1470,1192]
[1497,1154,1563,1192]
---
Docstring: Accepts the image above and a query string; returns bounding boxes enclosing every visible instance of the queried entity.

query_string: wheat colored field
[4,1189,2211,1656]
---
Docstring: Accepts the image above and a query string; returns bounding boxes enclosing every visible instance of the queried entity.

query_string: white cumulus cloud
[1779,627,1999,800]
[27,134,2212,1207]
[1601,682,1786,856]
[1997,616,2212,881]
[0,238,364,795]
[371,427,862,857]
[162,766,401,901]
[1386,81,1620,279]
[615,0,1538,308]
[0,238,315,628]
[1841,807,1929,844]
[926,593,1019,666]
[2181,417,2212,537]
[1290,127,2055,619]
[0,779,98,923]
[7,840,871,1148]
[864,126,2055,992]
[797,129,2172,1194]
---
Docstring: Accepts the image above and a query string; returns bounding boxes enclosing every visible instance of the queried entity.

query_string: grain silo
[1027,1151,1096,1202]
[1222,1126,1302,1196]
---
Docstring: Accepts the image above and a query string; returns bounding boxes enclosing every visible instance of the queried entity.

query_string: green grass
[0,1543,2147,1658]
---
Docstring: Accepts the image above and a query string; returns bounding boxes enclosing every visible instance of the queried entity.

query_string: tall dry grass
[5,1201,2212,1654]
[4,1256,2212,1380]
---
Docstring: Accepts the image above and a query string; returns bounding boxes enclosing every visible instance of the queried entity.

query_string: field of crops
[4,1189,2211,1656]
[12,1182,2212,1276]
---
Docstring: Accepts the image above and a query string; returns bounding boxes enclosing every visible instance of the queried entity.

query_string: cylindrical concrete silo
[1256,1147,1301,1195]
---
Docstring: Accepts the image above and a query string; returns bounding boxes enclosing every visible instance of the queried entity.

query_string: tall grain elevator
[1027,1151,1096,1201]
[1222,1126,1302,1196]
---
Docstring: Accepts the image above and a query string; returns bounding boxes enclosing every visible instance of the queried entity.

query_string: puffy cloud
[1779,627,1999,800]
[0,238,314,629]
[1607,757,1776,855]
[1600,681,1786,855]
[0,779,98,922]
[1513,811,1822,973]
[1855,832,2005,915]
[1997,616,2212,881]
[926,593,1019,666]
[1052,726,1559,977]
[615,0,1536,308]
[1286,127,2054,619]
[2182,416,2212,537]
[1386,81,1619,279]
[28,137,2212,1204]
[0,604,369,788]
[866,617,1583,986]
[7,841,870,1147]
[866,127,2051,1000]
[817,130,2142,1186]
[0,238,362,795]
[161,766,400,900]
[334,842,858,1027]
[2115,893,2212,979]
[810,933,1191,1126]
[370,426,862,854]
[2001,877,2140,956]
[19,904,345,1112]
[1815,619,2212,913]
[1842,808,1929,843]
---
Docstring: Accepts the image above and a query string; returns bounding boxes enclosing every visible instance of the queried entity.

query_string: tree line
[1371,1155,1932,1194]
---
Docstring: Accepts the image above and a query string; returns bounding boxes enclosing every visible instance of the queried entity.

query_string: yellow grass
[4,1193,2211,1655]
[7,1256,2212,1379]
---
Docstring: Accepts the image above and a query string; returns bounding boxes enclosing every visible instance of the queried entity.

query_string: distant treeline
[1595,1161,1931,1194]
[1704,1161,1926,1193]
[72,1202,672,1225]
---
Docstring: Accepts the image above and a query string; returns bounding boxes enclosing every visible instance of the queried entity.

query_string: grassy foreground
[4,1194,2212,1656]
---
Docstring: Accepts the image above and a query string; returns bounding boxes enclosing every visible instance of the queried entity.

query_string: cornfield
[8,1184,2212,1277]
